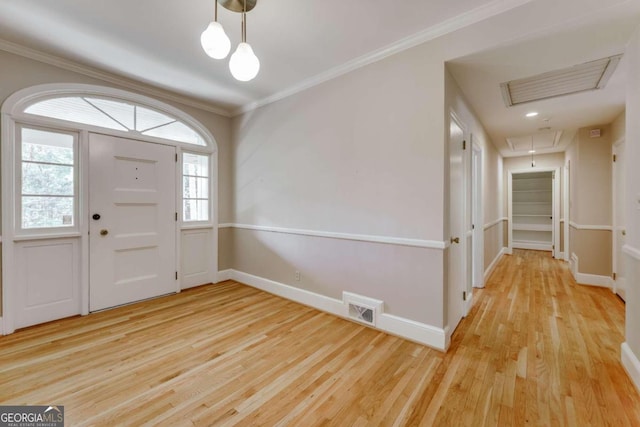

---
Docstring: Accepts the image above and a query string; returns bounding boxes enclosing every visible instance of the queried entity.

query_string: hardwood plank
[1,249,639,425]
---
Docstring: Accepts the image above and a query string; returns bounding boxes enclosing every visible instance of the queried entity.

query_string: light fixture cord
[242,0,247,42]
[214,0,218,22]
[531,136,534,167]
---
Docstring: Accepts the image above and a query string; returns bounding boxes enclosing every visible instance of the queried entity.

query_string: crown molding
[0,39,232,118]
[233,0,534,116]
[0,0,532,119]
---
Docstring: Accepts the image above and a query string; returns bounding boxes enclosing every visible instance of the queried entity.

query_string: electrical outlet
[295,270,300,281]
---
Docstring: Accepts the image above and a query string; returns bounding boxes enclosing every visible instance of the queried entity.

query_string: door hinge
[175,212,178,221]
[463,140,466,150]
[463,291,467,301]
[176,271,178,280]
[472,224,475,230]
[613,154,617,162]
[552,245,555,250]
[613,272,617,280]
[175,153,178,162]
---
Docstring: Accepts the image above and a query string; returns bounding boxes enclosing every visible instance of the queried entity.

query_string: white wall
[623,25,640,385]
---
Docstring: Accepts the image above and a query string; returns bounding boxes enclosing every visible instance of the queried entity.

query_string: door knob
[451,237,460,244]
[622,229,626,236]
[100,229,109,236]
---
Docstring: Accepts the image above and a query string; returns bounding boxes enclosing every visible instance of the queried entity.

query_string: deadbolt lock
[451,237,460,244]
[100,229,109,236]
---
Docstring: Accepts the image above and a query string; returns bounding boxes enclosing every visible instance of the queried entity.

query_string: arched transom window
[25,96,207,146]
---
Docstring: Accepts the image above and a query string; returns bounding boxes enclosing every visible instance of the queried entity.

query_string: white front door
[89,134,177,311]
[613,141,626,301]
[448,117,466,334]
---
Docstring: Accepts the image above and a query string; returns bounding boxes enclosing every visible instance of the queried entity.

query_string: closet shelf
[513,201,552,205]
[511,171,554,252]
[513,224,552,231]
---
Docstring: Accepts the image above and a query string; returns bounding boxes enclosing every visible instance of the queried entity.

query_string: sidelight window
[19,127,77,229]
[182,153,210,222]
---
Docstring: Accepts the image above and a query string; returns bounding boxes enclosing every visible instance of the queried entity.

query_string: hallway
[433,249,640,425]
[0,250,638,425]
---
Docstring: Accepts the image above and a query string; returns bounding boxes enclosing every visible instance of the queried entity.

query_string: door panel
[614,143,626,300]
[448,118,465,334]
[89,134,176,311]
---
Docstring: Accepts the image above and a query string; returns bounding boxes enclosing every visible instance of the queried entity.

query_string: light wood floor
[1,250,639,426]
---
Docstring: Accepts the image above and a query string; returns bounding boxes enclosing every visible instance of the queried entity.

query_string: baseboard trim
[483,247,506,284]
[227,269,447,351]
[622,343,640,393]
[512,241,552,251]
[217,269,233,282]
[575,272,613,288]
[570,254,612,288]
[232,270,345,316]
[377,314,448,351]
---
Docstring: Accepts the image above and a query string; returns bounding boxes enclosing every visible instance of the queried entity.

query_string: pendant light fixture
[200,0,260,82]
[200,0,231,60]
[229,0,260,81]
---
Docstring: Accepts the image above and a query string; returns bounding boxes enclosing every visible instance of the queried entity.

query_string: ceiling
[0,0,511,113]
[0,0,638,158]
[447,2,640,157]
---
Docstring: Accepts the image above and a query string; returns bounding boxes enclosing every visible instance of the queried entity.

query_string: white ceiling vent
[506,131,563,153]
[500,55,622,106]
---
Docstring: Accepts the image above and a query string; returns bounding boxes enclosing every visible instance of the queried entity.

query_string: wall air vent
[343,292,383,327]
[348,303,374,324]
[500,55,622,106]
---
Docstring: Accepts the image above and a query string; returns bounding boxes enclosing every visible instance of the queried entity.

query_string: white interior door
[448,117,466,334]
[614,142,626,300]
[471,144,483,289]
[89,134,177,311]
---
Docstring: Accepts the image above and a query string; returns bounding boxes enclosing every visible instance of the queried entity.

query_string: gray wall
[230,40,448,327]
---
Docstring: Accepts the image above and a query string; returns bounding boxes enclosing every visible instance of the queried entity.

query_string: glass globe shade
[200,21,231,60]
[229,42,260,81]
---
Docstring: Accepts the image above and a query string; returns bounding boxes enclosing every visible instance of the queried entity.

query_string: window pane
[84,97,135,129]
[22,196,74,228]
[183,153,209,177]
[183,176,209,199]
[22,128,73,164]
[25,97,127,131]
[144,121,206,145]
[23,163,74,195]
[24,96,207,146]
[183,199,208,222]
[136,106,174,131]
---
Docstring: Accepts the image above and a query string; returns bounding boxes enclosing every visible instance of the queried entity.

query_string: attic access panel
[500,55,622,106]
